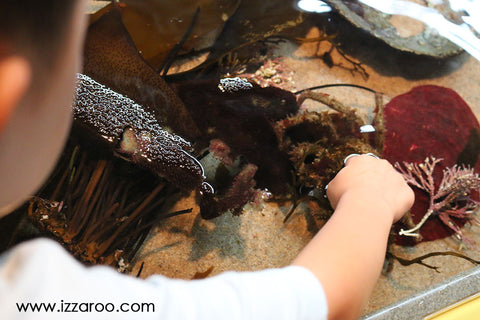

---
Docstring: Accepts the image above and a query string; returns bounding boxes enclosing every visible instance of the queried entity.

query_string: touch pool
[4,1,480,318]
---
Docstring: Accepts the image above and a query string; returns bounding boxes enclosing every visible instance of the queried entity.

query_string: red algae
[381,85,480,244]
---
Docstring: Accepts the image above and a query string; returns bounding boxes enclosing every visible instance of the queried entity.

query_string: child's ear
[0,56,31,131]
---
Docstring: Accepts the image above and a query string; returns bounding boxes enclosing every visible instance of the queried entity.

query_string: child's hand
[326,154,414,223]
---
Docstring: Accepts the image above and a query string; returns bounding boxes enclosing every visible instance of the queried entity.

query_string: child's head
[0,0,88,216]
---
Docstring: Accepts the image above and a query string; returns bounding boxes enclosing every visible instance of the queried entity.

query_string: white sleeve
[0,238,328,320]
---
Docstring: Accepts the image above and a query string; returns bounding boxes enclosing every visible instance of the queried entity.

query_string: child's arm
[0,155,411,320]
[292,155,414,320]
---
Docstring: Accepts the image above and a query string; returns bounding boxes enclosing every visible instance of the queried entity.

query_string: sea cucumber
[73,73,207,191]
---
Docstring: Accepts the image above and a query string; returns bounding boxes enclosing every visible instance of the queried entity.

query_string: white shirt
[0,238,328,319]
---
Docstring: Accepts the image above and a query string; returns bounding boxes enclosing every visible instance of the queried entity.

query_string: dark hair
[0,0,78,68]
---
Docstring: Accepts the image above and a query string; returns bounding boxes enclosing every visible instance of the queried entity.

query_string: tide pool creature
[74,73,214,211]
[172,77,298,196]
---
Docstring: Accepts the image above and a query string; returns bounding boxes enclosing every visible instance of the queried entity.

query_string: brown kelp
[83,9,199,141]
[118,0,241,70]
[159,0,307,78]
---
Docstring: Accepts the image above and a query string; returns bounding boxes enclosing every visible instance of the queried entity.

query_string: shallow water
[109,1,480,315]
[6,0,480,317]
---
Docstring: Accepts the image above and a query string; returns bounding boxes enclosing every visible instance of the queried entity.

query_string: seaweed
[380,85,480,244]
[396,157,480,244]
[83,8,199,140]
